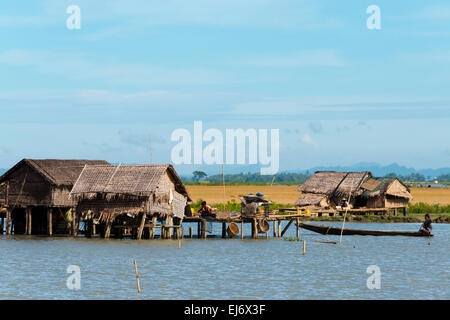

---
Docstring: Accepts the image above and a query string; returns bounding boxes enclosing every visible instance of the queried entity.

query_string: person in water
[420,213,432,234]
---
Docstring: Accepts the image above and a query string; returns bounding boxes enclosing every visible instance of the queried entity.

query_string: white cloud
[301,133,319,149]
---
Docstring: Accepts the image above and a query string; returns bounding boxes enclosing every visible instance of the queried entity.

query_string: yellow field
[186,185,450,205]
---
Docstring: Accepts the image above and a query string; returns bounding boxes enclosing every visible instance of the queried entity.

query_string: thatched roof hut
[295,171,372,208]
[69,164,190,239]
[0,159,110,207]
[0,159,110,235]
[358,178,412,208]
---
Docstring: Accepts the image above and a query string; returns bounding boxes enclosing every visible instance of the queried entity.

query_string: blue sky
[0,0,449,174]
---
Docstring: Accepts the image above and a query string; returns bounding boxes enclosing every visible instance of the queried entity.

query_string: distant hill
[305,162,450,179]
[178,162,450,182]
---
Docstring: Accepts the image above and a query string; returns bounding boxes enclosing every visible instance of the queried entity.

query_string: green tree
[192,171,207,182]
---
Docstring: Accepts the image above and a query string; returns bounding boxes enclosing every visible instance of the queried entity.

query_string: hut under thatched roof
[295,171,372,209]
[0,159,110,235]
[295,171,412,212]
[69,164,190,239]
[357,178,412,209]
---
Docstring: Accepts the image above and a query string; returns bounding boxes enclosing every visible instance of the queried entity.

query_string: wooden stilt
[303,240,306,256]
[72,208,77,236]
[92,220,97,236]
[6,208,11,236]
[104,220,112,238]
[197,222,201,238]
[296,218,300,240]
[189,226,193,238]
[137,212,146,240]
[241,221,244,239]
[201,219,207,239]
[253,219,258,239]
[251,220,255,239]
[6,209,11,235]
[222,222,226,238]
[27,207,32,235]
[166,216,173,239]
[47,208,53,236]
[278,220,282,238]
[266,231,269,239]
[0,217,4,234]
[25,208,29,234]
[273,220,277,237]
[149,216,157,239]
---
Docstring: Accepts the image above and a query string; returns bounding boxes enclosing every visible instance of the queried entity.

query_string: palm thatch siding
[0,159,109,235]
[69,164,190,239]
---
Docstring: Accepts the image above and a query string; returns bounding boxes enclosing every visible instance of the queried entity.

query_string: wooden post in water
[6,208,11,235]
[189,226,193,238]
[150,216,157,239]
[197,222,201,238]
[0,217,3,234]
[72,208,77,237]
[253,219,258,239]
[47,208,53,236]
[165,216,173,239]
[27,207,32,235]
[137,212,146,240]
[296,218,300,240]
[250,219,255,239]
[201,219,207,239]
[240,221,244,239]
[133,259,141,294]
[25,208,29,235]
[273,220,277,237]
[104,220,112,238]
[222,222,226,238]
[278,221,282,238]
[303,240,306,256]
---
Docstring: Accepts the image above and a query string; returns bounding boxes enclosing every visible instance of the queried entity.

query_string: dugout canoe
[300,223,434,237]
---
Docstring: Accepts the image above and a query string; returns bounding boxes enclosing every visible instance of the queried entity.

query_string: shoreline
[300,215,450,224]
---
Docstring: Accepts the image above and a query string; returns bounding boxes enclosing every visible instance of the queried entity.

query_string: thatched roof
[0,159,110,187]
[363,178,412,200]
[70,164,190,200]
[294,193,326,206]
[299,171,371,196]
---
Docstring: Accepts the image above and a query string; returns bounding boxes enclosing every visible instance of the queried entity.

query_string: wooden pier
[181,214,305,239]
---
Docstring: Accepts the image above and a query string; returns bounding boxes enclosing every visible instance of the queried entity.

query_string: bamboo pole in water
[339,177,354,245]
[133,259,141,294]
[303,240,306,256]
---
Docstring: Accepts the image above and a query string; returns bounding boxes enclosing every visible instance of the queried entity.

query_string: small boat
[300,223,434,237]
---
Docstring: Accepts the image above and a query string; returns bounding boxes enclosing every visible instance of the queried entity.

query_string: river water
[0,222,448,300]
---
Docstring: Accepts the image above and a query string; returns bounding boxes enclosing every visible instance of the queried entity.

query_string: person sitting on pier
[420,213,433,235]
[199,201,214,218]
